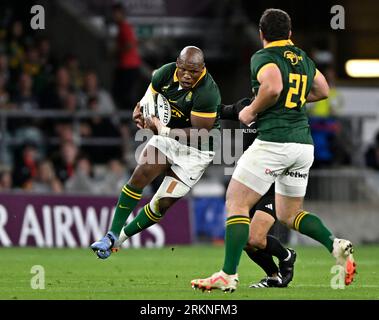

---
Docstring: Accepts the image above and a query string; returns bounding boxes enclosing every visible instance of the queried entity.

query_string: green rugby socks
[110,184,143,236]
[222,215,250,275]
[294,211,334,252]
[123,204,162,237]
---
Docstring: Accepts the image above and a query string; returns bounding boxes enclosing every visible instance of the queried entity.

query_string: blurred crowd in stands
[0,3,378,196]
[0,7,140,194]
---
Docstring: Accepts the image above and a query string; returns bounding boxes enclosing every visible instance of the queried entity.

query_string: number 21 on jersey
[285,73,308,108]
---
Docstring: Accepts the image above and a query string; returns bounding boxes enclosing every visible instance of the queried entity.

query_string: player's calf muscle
[277,209,304,229]
[225,198,250,217]
[156,197,178,215]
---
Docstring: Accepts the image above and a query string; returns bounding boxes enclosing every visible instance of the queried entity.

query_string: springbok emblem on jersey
[284,51,302,65]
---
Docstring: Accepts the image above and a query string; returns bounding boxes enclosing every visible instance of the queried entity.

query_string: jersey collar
[174,69,179,82]
[264,39,294,48]
[173,67,207,88]
[192,67,207,87]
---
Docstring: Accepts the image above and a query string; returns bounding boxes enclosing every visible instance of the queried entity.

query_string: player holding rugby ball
[91,46,221,258]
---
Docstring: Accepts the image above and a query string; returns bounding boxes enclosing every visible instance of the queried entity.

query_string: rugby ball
[141,92,171,126]
[156,93,171,126]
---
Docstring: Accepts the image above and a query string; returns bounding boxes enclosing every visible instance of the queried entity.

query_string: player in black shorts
[220,98,296,288]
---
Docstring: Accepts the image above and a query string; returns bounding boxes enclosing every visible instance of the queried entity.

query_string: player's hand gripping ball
[140,93,171,128]
[133,102,145,129]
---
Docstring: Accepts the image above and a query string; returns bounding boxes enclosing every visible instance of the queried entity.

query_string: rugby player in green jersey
[220,98,296,288]
[192,9,356,292]
[91,46,221,258]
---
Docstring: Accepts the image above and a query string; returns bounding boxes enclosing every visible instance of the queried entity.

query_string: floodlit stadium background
[0,0,378,255]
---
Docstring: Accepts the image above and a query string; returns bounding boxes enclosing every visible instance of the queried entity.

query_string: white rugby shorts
[232,138,314,197]
[145,135,215,188]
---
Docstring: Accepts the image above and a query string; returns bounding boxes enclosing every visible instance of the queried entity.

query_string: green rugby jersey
[151,62,221,151]
[151,62,221,129]
[251,39,316,145]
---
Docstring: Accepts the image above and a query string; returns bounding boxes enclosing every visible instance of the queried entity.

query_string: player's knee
[149,176,190,215]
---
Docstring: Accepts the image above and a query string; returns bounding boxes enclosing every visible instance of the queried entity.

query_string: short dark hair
[259,9,292,42]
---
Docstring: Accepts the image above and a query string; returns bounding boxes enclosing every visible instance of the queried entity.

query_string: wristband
[159,126,171,137]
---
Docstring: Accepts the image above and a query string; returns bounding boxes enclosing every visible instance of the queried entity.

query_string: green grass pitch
[0,245,378,300]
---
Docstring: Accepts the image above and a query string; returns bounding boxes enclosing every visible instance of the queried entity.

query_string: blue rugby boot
[91,232,117,259]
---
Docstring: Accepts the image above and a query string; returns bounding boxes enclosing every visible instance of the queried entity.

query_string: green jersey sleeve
[191,84,221,117]
[151,62,176,93]
[250,50,277,79]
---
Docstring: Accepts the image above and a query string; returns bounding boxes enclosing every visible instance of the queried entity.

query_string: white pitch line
[293,284,379,288]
